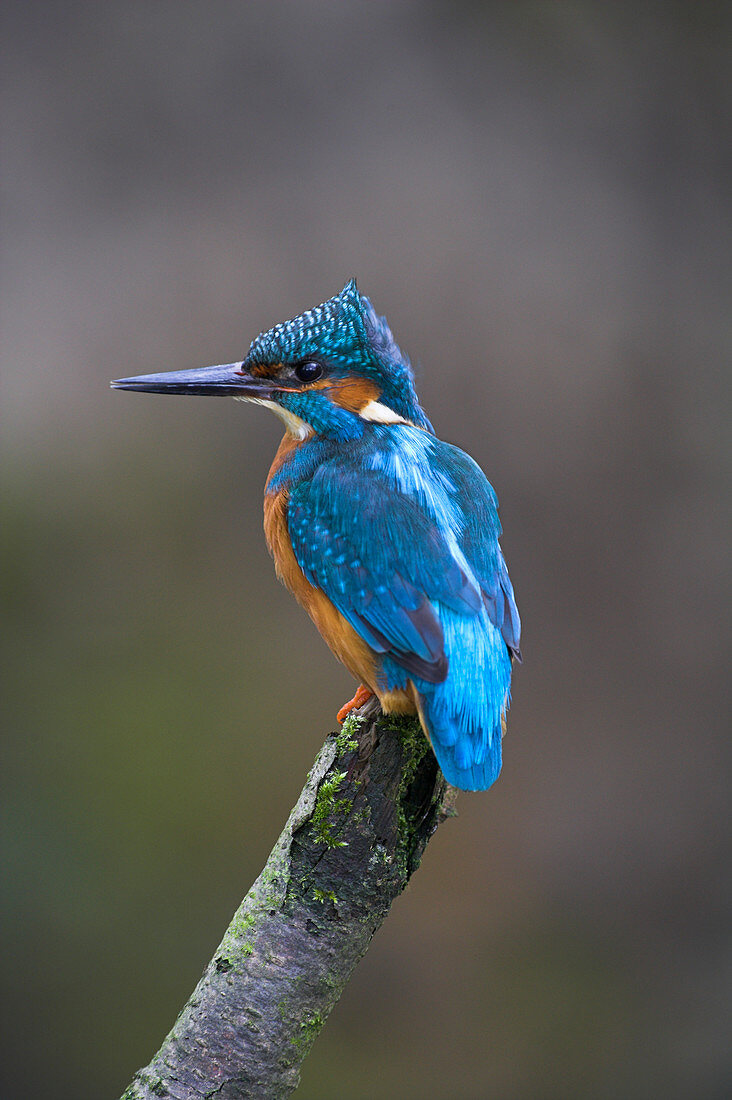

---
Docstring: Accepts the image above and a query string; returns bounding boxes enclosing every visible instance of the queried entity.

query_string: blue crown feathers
[247,280,432,430]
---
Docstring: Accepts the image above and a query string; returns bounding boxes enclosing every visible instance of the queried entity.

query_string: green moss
[290,1010,326,1053]
[311,771,352,848]
[230,908,257,937]
[257,864,284,909]
[350,806,370,827]
[335,713,361,755]
[312,887,337,904]
[381,713,438,878]
[387,713,430,785]
[122,1072,167,1098]
[217,906,259,966]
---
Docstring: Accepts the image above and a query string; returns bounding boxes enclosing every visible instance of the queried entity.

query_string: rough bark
[121,702,454,1100]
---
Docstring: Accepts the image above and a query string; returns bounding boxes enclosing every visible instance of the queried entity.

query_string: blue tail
[419,693,504,791]
[414,608,512,791]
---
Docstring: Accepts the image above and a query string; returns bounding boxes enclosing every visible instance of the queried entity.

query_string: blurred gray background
[2,2,730,1098]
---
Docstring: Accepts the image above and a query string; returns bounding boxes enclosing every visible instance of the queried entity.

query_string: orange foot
[337,684,375,724]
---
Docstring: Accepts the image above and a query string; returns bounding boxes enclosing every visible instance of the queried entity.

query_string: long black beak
[111,362,270,397]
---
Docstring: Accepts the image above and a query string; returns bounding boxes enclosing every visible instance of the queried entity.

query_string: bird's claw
[336,684,375,723]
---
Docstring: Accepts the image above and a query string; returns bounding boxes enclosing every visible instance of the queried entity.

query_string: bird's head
[112,280,433,440]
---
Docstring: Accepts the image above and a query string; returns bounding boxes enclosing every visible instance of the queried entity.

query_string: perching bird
[112,280,520,791]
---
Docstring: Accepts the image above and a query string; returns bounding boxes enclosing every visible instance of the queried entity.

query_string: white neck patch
[234,396,313,441]
[359,399,412,426]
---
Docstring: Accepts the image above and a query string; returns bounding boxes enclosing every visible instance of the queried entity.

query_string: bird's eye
[294,360,323,383]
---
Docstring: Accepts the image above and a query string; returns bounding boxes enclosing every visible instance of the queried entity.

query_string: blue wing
[288,460,482,682]
[438,444,522,660]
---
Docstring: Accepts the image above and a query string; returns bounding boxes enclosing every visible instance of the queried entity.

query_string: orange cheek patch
[328,377,381,413]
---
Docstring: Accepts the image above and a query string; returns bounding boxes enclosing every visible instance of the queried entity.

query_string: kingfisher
[112,280,520,791]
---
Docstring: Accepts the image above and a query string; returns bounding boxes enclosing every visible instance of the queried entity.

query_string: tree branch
[121,703,455,1100]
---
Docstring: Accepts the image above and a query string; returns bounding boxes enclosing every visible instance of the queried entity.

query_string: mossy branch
[120,702,454,1100]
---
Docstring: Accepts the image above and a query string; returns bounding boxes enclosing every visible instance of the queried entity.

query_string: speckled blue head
[246,279,433,433]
